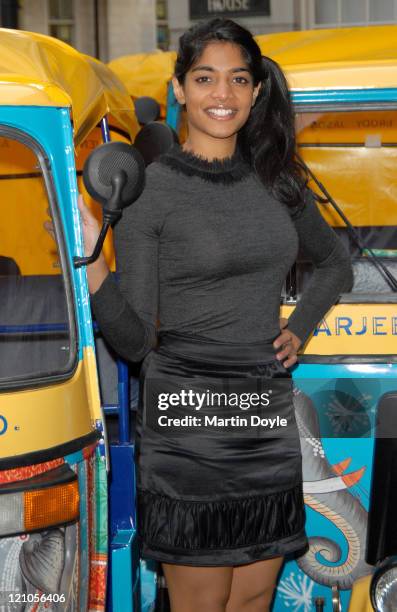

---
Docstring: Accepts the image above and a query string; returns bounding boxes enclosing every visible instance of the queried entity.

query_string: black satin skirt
[135,331,308,566]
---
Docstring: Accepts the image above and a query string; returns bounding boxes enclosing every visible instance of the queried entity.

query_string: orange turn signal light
[24,480,79,532]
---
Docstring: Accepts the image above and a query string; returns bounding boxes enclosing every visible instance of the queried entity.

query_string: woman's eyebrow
[191,65,251,74]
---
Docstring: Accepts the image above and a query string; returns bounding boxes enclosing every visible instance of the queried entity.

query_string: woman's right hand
[77,194,101,257]
[77,194,110,294]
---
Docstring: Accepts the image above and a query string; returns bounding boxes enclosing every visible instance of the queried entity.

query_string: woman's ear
[252,82,261,107]
[172,75,186,105]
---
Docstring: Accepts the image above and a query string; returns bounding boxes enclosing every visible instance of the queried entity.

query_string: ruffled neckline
[157,143,252,184]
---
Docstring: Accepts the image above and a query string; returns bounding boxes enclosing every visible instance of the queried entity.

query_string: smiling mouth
[205,107,238,120]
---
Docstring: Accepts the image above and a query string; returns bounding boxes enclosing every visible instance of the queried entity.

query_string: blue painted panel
[111,529,139,612]
[140,559,158,612]
[166,82,181,131]
[109,444,136,534]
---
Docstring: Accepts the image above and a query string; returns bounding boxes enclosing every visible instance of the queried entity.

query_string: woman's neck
[182,129,237,161]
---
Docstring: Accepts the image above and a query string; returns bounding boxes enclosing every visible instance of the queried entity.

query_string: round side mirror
[134,96,161,125]
[134,121,179,166]
[83,141,145,220]
[74,141,145,268]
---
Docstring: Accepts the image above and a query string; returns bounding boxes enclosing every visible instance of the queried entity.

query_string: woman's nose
[210,78,232,100]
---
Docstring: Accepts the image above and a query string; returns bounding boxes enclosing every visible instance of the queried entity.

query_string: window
[370,0,395,21]
[156,0,167,20]
[156,0,169,50]
[0,0,18,28]
[284,108,397,302]
[0,128,76,389]
[48,0,74,45]
[157,25,169,51]
[313,0,397,27]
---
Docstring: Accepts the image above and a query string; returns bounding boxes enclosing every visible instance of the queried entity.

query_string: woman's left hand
[273,317,302,368]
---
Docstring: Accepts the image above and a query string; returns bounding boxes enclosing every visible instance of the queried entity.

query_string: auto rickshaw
[255,24,397,612]
[0,27,160,612]
[108,50,186,141]
[108,51,176,121]
[110,24,397,611]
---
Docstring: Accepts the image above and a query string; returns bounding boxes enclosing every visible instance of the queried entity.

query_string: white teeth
[206,108,234,117]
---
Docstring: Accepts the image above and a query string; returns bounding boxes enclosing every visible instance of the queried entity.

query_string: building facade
[2,0,156,61]
[301,0,397,29]
[165,0,397,50]
[0,0,396,61]
[166,0,299,50]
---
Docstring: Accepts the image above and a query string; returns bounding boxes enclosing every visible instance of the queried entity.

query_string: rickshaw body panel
[281,303,397,357]
[0,443,107,610]
[270,355,394,611]
[347,575,373,611]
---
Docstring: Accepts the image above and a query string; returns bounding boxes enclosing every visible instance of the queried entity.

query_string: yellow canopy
[108,51,177,117]
[0,28,138,146]
[256,25,397,90]
[109,25,397,113]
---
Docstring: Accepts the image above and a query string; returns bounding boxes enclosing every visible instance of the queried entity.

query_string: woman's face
[172,41,260,144]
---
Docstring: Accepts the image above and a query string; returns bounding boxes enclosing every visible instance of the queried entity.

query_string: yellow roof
[108,51,177,116]
[110,26,397,112]
[0,28,138,145]
[256,25,397,90]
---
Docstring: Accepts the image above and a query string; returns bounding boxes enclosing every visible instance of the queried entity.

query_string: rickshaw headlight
[0,465,79,536]
[371,557,397,611]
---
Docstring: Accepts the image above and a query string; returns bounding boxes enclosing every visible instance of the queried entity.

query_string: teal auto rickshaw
[0,27,163,612]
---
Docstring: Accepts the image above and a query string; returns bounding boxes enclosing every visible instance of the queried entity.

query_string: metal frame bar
[292,88,397,107]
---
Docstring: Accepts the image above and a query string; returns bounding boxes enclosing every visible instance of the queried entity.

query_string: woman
[80,18,353,612]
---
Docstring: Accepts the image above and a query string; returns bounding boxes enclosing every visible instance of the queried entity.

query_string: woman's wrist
[86,254,110,295]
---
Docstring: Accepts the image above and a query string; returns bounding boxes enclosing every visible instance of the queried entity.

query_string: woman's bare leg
[226,556,284,612]
[162,563,233,612]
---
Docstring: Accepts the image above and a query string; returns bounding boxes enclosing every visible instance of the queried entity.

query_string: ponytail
[238,55,308,215]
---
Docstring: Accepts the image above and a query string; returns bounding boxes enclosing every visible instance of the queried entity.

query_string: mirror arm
[73,222,110,269]
[73,171,127,269]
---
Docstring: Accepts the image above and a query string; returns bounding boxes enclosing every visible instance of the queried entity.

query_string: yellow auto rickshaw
[256,24,397,612]
[108,50,187,141]
[0,27,149,611]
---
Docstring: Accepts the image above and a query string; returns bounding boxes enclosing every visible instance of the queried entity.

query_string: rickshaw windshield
[0,126,77,390]
[292,107,397,299]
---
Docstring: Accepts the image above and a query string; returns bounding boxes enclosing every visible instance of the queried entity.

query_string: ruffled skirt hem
[139,530,309,566]
[137,484,308,566]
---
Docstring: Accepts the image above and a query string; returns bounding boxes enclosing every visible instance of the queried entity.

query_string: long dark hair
[174,18,309,214]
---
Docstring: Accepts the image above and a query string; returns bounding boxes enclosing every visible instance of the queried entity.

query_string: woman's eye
[194,75,250,85]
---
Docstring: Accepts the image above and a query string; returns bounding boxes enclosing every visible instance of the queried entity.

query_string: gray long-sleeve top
[90,144,354,362]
